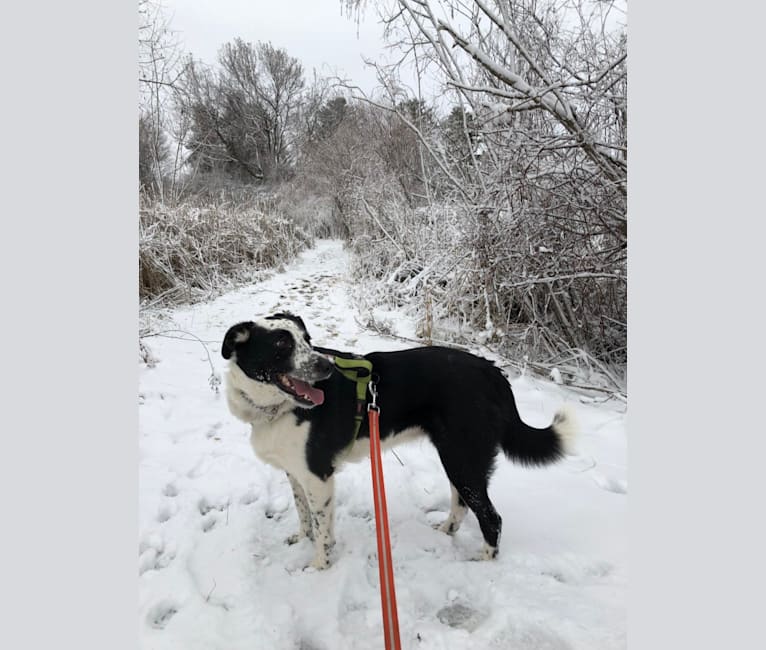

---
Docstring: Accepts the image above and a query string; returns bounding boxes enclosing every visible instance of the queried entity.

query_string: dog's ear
[266,312,310,342]
[222,321,255,359]
[288,313,307,333]
[267,311,306,330]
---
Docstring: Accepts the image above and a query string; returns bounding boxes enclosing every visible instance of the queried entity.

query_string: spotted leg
[298,473,336,570]
[285,472,313,545]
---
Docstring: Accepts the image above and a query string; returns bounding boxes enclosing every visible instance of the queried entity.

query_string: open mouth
[275,373,325,406]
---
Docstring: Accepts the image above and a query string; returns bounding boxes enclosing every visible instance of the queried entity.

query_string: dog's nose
[314,356,334,378]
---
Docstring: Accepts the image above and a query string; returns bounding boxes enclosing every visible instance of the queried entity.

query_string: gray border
[630,2,763,648]
[2,2,136,648]
[4,1,762,648]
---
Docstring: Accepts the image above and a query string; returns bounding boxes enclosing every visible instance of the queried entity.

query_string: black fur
[299,346,565,548]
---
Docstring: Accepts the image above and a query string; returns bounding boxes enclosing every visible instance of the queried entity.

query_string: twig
[354,316,471,352]
[360,198,407,258]
[142,332,219,345]
[500,272,626,289]
[140,328,221,393]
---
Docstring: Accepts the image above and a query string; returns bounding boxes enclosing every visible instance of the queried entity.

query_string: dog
[222,312,577,570]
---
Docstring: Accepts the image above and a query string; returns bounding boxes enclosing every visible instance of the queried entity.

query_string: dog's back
[365,346,516,441]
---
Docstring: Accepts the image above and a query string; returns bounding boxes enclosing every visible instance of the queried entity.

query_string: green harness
[314,346,373,443]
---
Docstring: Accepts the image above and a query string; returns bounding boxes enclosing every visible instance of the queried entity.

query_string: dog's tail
[501,404,578,466]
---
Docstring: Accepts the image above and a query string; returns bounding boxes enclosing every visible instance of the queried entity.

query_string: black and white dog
[222,312,577,570]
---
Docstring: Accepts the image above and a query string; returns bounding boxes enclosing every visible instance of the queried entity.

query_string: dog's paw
[285,532,312,545]
[306,556,331,571]
[475,543,499,561]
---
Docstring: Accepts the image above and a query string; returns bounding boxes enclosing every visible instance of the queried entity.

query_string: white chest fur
[249,414,310,472]
[224,362,310,473]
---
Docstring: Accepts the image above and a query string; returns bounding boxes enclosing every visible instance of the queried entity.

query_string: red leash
[368,382,402,650]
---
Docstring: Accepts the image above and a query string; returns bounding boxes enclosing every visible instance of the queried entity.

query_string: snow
[139,239,627,649]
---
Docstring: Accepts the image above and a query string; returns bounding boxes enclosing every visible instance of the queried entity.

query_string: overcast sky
[163,0,395,96]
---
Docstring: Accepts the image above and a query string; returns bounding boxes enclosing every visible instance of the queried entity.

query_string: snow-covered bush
[346,194,625,387]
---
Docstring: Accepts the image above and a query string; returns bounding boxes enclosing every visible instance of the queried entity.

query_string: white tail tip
[552,404,579,456]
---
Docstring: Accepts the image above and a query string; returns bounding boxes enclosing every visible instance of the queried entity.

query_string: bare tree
[181,39,307,185]
[340,0,627,375]
[139,112,170,192]
[139,0,188,201]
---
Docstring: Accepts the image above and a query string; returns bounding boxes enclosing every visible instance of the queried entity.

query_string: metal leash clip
[368,380,379,412]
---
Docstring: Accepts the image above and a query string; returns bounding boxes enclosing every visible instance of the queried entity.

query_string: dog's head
[222,312,333,410]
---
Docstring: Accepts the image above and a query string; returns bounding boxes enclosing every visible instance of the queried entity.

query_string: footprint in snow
[561,455,597,473]
[201,515,218,533]
[592,472,627,494]
[157,500,179,523]
[162,483,178,498]
[198,497,229,532]
[138,534,176,575]
[586,561,614,578]
[563,456,627,494]
[264,493,290,520]
[205,422,223,440]
[298,639,323,650]
[240,489,258,505]
[541,559,613,584]
[502,624,574,650]
[146,600,180,630]
[347,507,373,522]
[139,545,176,574]
[186,457,213,479]
[542,570,567,583]
[198,496,227,516]
[437,603,486,632]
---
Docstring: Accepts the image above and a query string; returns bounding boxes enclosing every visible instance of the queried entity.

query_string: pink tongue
[290,377,325,405]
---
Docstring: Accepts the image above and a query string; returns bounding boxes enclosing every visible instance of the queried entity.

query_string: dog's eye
[275,336,292,349]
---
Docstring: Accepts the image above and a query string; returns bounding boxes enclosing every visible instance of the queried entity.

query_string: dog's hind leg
[297,473,336,570]
[285,472,313,545]
[458,483,502,560]
[437,482,468,535]
[437,450,503,560]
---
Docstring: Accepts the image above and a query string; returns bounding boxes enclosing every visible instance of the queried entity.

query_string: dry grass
[139,199,311,307]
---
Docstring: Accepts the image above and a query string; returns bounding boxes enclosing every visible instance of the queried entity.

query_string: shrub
[139,197,311,307]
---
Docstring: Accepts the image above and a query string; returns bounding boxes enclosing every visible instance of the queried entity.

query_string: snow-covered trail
[139,240,627,650]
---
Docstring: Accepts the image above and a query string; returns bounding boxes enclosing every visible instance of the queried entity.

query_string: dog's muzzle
[276,353,334,407]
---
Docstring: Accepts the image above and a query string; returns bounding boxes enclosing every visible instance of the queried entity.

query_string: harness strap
[313,346,373,443]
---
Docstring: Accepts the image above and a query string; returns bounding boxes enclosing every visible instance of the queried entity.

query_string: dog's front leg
[285,472,313,545]
[300,473,336,570]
